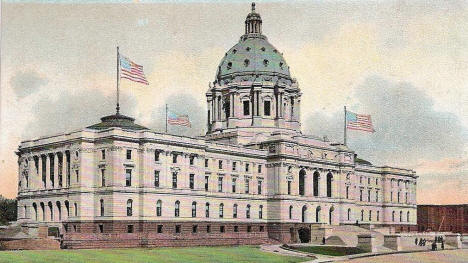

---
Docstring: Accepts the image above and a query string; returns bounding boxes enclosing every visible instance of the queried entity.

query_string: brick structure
[417,205,468,233]
[15,3,418,248]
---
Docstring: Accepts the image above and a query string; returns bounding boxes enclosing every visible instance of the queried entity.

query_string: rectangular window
[99,224,104,233]
[368,190,371,202]
[257,180,262,195]
[126,150,132,160]
[218,177,223,192]
[190,156,195,165]
[220,226,225,233]
[288,181,291,195]
[346,186,349,199]
[155,151,160,162]
[245,163,250,172]
[101,169,105,187]
[234,226,239,232]
[360,190,363,201]
[125,169,132,187]
[75,170,79,183]
[207,225,211,233]
[260,226,264,232]
[245,178,250,194]
[264,101,271,116]
[218,160,223,169]
[172,173,177,189]
[232,178,237,193]
[157,225,163,233]
[127,225,134,233]
[368,178,371,185]
[172,154,177,164]
[154,171,160,188]
[101,150,106,160]
[243,101,250,116]
[192,225,198,233]
[175,225,181,234]
[205,176,209,191]
[247,226,252,232]
[258,165,262,173]
[376,191,379,202]
[189,174,195,189]
[233,162,237,171]
[205,159,209,168]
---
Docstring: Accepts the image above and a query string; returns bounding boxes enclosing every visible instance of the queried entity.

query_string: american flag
[120,55,149,85]
[346,111,375,132]
[167,111,191,127]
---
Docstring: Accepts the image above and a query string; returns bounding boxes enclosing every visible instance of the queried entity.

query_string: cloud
[24,88,138,139]
[10,70,48,99]
[149,93,206,137]
[304,75,467,167]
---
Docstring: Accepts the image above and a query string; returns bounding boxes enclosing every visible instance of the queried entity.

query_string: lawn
[0,246,306,263]
[287,246,365,256]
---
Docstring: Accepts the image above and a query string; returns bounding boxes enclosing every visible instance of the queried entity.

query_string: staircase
[326,225,387,250]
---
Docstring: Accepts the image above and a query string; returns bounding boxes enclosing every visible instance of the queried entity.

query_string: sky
[0,0,467,204]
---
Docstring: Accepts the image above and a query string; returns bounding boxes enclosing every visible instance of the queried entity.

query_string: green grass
[0,246,306,263]
[288,246,365,256]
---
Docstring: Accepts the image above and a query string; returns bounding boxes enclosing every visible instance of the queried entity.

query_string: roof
[87,113,148,131]
[355,157,373,165]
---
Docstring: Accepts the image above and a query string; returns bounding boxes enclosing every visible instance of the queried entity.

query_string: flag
[346,111,375,132]
[167,111,191,127]
[120,55,149,85]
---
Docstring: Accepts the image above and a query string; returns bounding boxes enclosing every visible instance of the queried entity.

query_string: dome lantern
[245,2,262,36]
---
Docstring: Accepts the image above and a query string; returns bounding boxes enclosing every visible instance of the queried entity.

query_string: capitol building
[15,3,417,248]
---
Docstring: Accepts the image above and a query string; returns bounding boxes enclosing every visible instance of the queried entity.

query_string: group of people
[415,236,445,250]
[415,238,428,246]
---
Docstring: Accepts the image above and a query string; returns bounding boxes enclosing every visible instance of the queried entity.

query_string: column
[53,153,59,189]
[61,152,67,187]
[45,154,50,189]
[38,156,43,189]
[279,92,283,118]
[251,91,256,116]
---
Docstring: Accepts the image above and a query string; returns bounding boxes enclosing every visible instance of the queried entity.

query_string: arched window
[347,208,351,221]
[361,210,364,221]
[205,202,210,218]
[369,210,372,221]
[392,211,395,222]
[156,200,162,217]
[48,201,53,221]
[74,202,78,217]
[407,211,410,222]
[55,201,61,221]
[100,199,104,217]
[329,207,334,225]
[315,206,321,223]
[313,171,320,196]
[301,206,307,223]
[246,204,251,219]
[33,203,38,221]
[326,172,333,197]
[399,211,403,222]
[298,169,305,196]
[127,199,133,216]
[219,203,224,218]
[377,211,380,221]
[233,204,238,218]
[64,200,69,217]
[289,206,293,219]
[259,205,263,219]
[175,201,180,217]
[192,202,197,217]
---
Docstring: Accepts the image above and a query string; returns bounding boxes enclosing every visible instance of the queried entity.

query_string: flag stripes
[120,55,149,85]
[167,111,191,127]
[346,111,375,132]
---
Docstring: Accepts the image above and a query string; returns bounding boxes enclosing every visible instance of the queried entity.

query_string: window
[205,159,209,168]
[127,225,134,233]
[376,178,379,185]
[346,186,349,199]
[299,170,305,196]
[258,165,262,173]
[407,211,410,222]
[233,204,238,218]
[172,172,178,189]
[154,171,160,188]
[246,204,251,219]
[125,169,132,187]
[232,178,237,193]
[189,174,195,189]
[172,154,177,164]
[377,211,380,221]
[392,211,395,222]
[347,208,351,221]
[361,210,364,221]
[376,191,379,202]
[126,199,133,216]
[398,192,401,203]
[313,172,319,196]
[245,163,250,172]
[367,190,371,202]
[205,203,210,218]
[218,160,223,169]
[360,190,363,201]
[399,211,403,222]
[244,59,250,67]
[218,177,223,192]
[154,151,160,162]
[219,203,224,218]
[99,224,104,233]
[289,206,293,219]
[234,226,239,232]
[157,225,163,233]
[75,170,79,183]
[245,178,250,194]
[243,101,250,115]
[259,205,263,219]
[101,169,106,187]
[360,177,363,184]
[156,200,162,217]
[405,192,408,203]
[175,201,180,217]
[257,180,262,195]
[192,225,198,233]
[369,210,372,221]
[326,173,333,197]
[368,178,371,185]
[260,226,264,232]
[205,176,209,191]
[207,225,211,233]
[192,202,197,217]
[247,226,252,232]
[175,225,181,233]
[74,203,78,217]
[220,226,225,233]
[391,191,393,202]
[287,181,291,195]
[126,150,132,160]
[233,162,237,171]
[101,149,106,160]
[264,101,271,116]
[189,156,195,165]
[100,199,104,217]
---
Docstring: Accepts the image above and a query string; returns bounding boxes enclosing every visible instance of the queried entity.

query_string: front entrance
[298,227,310,243]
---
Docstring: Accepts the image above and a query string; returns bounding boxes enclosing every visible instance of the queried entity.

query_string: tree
[0,196,17,225]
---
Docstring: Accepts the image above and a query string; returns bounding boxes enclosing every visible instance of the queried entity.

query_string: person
[322,237,326,245]
[441,241,445,250]
[432,241,437,251]
[415,238,418,245]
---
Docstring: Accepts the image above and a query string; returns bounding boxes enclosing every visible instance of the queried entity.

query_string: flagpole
[116,46,120,114]
[165,104,168,133]
[344,106,347,146]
